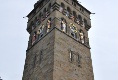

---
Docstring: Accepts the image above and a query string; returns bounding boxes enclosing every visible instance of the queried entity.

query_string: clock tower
[22,0,94,80]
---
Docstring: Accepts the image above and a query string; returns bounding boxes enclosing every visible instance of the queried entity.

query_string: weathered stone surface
[23,0,94,80]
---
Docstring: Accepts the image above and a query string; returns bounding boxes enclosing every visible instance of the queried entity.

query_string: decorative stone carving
[79,30,84,43]
[76,18,80,25]
[70,14,75,21]
[32,32,36,45]
[69,23,77,38]
[37,25,44,39]
[59,6,63,12]
[47,19,51,32]
[60,18,66,32]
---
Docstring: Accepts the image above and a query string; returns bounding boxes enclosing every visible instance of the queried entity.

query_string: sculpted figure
[59,6,63,12]
[47,19,51,32]
[76,18,80,25]
[70,23,77,38]
[32,32,36,45]
[61,19,66,32]
[79,31,84,43]
[70,14,75,21]
[37,28,40,40]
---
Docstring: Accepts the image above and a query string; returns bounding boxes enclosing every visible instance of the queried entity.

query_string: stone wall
[53,28,94,80]
[22,30,55,80]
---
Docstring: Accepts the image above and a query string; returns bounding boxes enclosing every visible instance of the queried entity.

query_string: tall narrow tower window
[35,17,40,26]
[59,3,65,12]
[77,54,81,67]
[78,15,82,24]
[48,3,53,14]
[31,21,35,30]
[33,55,37,68]
[73,11,77,22]
[67,7,71,17]
[70,50,73,62]
[40,50,43,63]
[43,8,47,18]
[78,54,80,64]
[84,18,87,28]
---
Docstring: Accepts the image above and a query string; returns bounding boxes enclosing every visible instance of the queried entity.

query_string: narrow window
[48,3,53,13]
[73,11,77,22]
[77,54,81,67]
[74,3,76,7]
[59,3,65,12]
[40,50,43,63]
[33,55,36,68]
[78,55,80,63]
[70,50,73,62]
[84,18,87,27]
[78,15,82,24]
[67,7,71,17]
[31,21,35,30]
[35,17,39,26]
[43,8,47,18]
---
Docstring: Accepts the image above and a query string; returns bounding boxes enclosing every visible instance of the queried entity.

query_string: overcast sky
[0,0,118,80]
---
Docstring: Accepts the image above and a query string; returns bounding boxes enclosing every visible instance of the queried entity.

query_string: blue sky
[0,0,118,80]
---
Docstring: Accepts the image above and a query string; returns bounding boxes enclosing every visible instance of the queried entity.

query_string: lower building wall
[22,30,55,80]
[53,29,94,80]
[22,28,94,80]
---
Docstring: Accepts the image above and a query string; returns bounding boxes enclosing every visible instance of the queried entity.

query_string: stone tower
[22,0,94,80]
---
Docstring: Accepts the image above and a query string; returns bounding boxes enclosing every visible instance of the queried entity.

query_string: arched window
[60,18,67,32]
[66,7,71,17]
[79,30,85,43]
[48,3,53,14]
[40,12,45,22]
[59,3,65,12]
[69,23,77,39]
[70,11,76,21]
[31,21,35,30]
[35,17,39,26]
[43,8,47,18]
[46,18,52,32]
[73,11,77,21]
[84,18,87,27]
[78,15,82,22]
[38,13,42,22]
[78,15,82,25]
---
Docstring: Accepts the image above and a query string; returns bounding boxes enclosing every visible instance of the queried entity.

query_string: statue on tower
[69,23,77,38]
[47,19,51,32]
[37,24,44,40]
[60,18,66,32]
[79,30,84,43]
[32,32,37,45]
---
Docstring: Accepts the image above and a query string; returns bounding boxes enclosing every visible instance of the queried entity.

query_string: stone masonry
[22,0,94,80]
